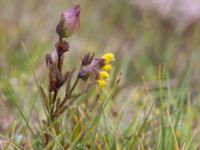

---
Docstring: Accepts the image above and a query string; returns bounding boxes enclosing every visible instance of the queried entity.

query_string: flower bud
[81,52,94,66]
[56,5,80,38]
[55,40,69,57]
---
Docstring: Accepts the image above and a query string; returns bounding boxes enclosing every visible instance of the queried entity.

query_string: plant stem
[69,75,79,95]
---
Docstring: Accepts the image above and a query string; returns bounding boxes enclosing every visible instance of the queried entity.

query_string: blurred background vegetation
[1,0,200,148]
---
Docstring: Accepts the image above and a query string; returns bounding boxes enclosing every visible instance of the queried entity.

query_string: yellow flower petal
[102,64,112,71]
[97,80,107,88]
[102,53,115,63]
[98,71,109,80]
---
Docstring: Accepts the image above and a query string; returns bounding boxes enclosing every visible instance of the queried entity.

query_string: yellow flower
[97,79,107,88]
[176,130,182,138]
[102,64,112,71]
[174,144,179,150]
[102,53,115,63]
[98,71,109,80]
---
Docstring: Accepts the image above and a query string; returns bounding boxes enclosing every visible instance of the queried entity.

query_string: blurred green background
[1,0,200,148]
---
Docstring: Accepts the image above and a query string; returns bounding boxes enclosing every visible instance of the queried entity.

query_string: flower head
[56,5,80,38]
[79,52,115,88]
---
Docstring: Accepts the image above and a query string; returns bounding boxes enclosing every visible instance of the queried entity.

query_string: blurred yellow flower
[174,144,179,150]
[176,130,182,138]
[97,79,107,88]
